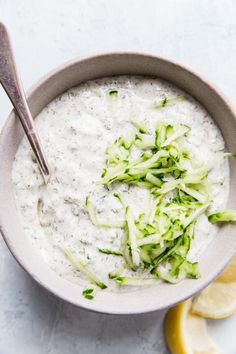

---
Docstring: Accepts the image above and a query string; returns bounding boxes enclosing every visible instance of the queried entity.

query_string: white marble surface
[1,0,236,353]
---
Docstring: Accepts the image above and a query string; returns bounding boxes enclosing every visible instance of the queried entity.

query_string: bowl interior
[1,53,236,314]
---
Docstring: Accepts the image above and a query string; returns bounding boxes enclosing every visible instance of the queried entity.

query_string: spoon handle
[0,22,50,184]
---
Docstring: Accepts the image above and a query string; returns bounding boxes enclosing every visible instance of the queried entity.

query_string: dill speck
[109,90,118,97]
[162,97,168,107]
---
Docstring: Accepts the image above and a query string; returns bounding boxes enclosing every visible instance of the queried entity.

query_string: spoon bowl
[0,52,236,314]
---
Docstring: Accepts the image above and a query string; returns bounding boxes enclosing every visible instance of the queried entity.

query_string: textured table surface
[1,1,236,353]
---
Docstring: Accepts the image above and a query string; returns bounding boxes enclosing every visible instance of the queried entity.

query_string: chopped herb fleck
[109,90,118,97]
[82,288,95,300]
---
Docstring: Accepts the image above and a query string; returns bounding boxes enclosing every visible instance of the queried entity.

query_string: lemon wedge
[192,256,236,319]
[215,256,236,283]
[164,299,220,354]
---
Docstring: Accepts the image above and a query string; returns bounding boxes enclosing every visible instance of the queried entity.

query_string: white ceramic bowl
[1,52,236,314]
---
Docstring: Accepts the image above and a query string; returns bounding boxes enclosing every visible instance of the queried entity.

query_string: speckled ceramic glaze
[1,52,236,314]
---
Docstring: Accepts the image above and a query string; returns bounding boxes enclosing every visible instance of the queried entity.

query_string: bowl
[1,52,236,314]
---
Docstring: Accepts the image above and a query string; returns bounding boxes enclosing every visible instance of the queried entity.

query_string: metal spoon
[0,22,50,184]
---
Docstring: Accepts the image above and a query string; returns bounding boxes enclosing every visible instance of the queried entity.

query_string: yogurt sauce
[12,76,229,291]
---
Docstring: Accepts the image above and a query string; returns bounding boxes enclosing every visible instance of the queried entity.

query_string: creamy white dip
[12,76,229,291]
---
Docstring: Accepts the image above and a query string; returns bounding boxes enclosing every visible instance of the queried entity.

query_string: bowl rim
[1,51,236,314]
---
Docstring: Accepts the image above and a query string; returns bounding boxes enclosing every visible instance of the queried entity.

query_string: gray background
[0,1,236,353]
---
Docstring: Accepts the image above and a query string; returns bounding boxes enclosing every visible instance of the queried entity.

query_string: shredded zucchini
[108,263,126,279]
[115,276,158,286]
[208,209,236,223]
[83,119,236,287]
[82,288,95,300]
[152,95,186,109]
[223,152,236,158]
[60,245,107,289]
[98,248,123,256]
